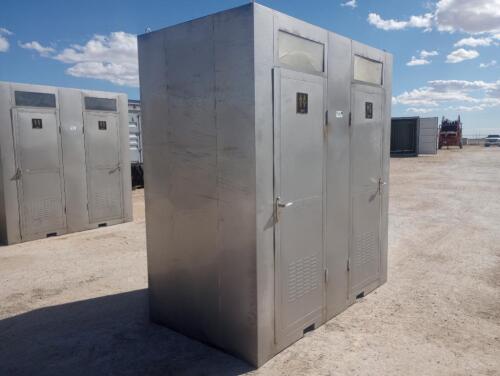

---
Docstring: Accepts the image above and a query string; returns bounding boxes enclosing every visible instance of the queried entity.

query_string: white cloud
[428,80,498,91]
[0,27,12,35]
[479,60,497,68]
[367,13,407,31]
[407,50,439,66]
[369,0,500,35]
[394,87,476,106]
[454,37,493,47]
[406,107,436,113]
[367,12,433,31]
[22,32,138,87]
[446,48,479,63]
[420,50,439,58]
[407,56,430,66]
[341,0,357,8]
[19,41,55,57]
[394,79,500,113]
[408,14,434,30]
[435,0,500,34]
[0,27,12,53]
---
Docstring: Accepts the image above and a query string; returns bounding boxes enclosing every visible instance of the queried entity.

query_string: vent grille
[287,254,319,303]
[353,231,377,270]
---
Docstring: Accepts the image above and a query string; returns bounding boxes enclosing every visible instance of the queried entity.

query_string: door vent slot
[356,291,365,299]
[46,232,57,238]
[98,223,107,228]
[303,323,315,335]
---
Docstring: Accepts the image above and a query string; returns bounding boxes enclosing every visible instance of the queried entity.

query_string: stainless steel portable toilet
[138,3,392,367]
[0,82,132,244]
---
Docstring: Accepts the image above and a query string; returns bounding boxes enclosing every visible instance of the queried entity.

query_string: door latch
[378,178,387,194]
[275,196,293,222]
[11,168,22,181]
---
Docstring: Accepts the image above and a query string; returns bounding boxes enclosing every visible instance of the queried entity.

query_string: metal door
[83,111,123,224]
[12,109,66,239]
[274,68,325,344]
[349,84,384,298]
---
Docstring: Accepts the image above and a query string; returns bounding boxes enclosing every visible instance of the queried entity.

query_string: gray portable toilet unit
[418,117,438,154]
[138,3,392,367]
[0,82,132,245]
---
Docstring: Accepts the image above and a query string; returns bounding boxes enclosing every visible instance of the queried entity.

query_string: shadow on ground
[0,290,252,376]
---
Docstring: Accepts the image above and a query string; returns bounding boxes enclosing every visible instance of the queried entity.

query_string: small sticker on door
[336,111,344,118]
[296,93,308,114]
[98,120,107,130]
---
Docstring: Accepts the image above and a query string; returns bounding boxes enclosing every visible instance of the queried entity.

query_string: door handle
[275,197,293,223]
[378,178,387,194]
[277,198,293,208]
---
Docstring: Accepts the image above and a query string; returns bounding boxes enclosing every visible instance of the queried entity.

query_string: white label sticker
[336,111,344,118]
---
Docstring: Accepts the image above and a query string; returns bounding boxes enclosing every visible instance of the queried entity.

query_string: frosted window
[279,31,324,74]
[84,97,117,112]
[15,91,56,108]
[353,55,383,85]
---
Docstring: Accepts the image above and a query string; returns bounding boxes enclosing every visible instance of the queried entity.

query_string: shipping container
[391,117,419,157]
[391,117,439,156]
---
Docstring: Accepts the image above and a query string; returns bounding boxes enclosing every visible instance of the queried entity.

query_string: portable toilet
[0,82,132,244]
[138,3,392,366]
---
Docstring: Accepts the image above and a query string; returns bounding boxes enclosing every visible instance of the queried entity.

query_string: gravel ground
[0,146,499,376]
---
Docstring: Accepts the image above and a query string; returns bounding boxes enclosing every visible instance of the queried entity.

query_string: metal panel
[419,117,438,155]
[83,111,123,223]
[325,32,352,319]
[58,88,89,233]
[274,68,325,345]
[139,4,257,365]
[12,108,66,239]
[253,4,277,364]
[349,83,384,298]
[0,83,11,244]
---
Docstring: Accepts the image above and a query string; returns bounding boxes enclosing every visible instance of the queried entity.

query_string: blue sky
[1,0,499,135]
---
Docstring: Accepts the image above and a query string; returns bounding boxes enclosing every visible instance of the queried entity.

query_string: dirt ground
[0,146,499,376]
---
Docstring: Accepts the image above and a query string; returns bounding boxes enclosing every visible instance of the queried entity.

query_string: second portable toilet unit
[139,3,392,367]
[0,82,132,245]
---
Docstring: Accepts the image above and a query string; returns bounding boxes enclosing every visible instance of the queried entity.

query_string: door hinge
[59,126,62,134]
[325,110,329,126]
[348,112,352,127]
[64,206,67,214]
[324,268,329,284]
[347,258,351,271]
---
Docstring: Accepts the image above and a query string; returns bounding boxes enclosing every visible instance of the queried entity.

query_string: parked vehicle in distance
[485,134,500,147]
[439,116,463,149]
